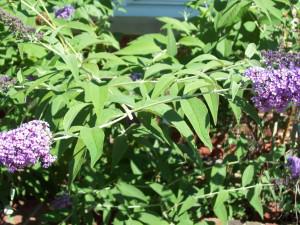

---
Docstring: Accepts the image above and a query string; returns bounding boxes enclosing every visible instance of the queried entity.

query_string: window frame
[126,0,188,6]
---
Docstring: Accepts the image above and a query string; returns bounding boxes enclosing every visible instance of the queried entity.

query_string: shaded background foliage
[0,0,299,224]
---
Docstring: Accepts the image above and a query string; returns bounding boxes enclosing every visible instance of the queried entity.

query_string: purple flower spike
[287,156,300,179]
[55,5,75,19]
[0,120,56,172]
[261,50,300,69]
[0,7,43,40]
[245,50,300,112]
[130,72,143,81]
[0,75,16,92]
[51,193,71,209]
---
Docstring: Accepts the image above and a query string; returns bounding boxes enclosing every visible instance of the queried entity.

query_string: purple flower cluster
[0,7,43,41]
[245,50,300,112]
[0,120,56,172]
[262,50,300,69]
[130,72,143,81]
[0,75,16,92]
[287,156,300,179]
[51,193,71,209]
[55,5,75,19]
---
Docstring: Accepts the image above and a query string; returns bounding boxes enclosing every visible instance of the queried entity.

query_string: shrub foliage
[0,0,299,224]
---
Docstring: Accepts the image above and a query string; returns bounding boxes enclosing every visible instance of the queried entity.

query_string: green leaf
[213,190,229,225]
[167,26,177,56]
[117,182,148,203]
[84,83,108,117]
[130,160,142,176]
[158,17,195,34]
[63,102,89,131]
[179,196,197,215]
[138,213,169,225]
[229,100,242,124]
[69,139,86,184]
[149,183,176,201]
[63,21,95,33]
[126,219,143,225]
[242,165,255,187]
[216,38,232,57]
[112,135,128,168]
[232,96,261,125]
[187,54,218,65]
[181,98,212,149]
[18,43,47,59]
[151,75,175,98]
[61,54,80,78]
[80,127,105,168]
[178,36,205,48]
[243,21,256,32]
[17,70,23,83]
[116,35,162,55]
[231,80,241,101]
[182,76,220,125]
[215,1,251,29]
[148,103,197,150]
[144,64,174,78]
[246,184,264,218]
[71,32,103,51]
[51,94,68,115]
[200,86,219,126]
[88,52,126,65]
[210,164,226,192]
[254,0,282,21]
[245,43,257,58]
[26,74,53,95]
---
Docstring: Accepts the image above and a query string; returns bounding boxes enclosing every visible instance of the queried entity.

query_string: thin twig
[281,106,296,144]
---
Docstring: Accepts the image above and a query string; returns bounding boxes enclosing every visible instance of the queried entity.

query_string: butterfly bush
[55,5,75,19]
[287,156,300,179]
[0,7,43,40]
[245,51,300,112]
[0,120,56,172]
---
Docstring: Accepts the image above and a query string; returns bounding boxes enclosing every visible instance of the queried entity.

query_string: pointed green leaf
[62,54,80,78]
[210,164,226,192]
[138,213,169,225]
[179,196,197,215]
[144,63,173,78]
[178,36,205,48]
[254,0,282,21]
[231,81,241,101]
[181,98,212,149]
[117,182,148,203]
[112,135,128,168]
[213,190,229,225]
[69,139,86,184]
[116,35,162,55]
[215,1,251,29]
[245,43,257,58]
[148,103,195,144]
[151,75,175,98]
[200,86,219,126]
[246,184,264,218]
[242,165,255,187]
[80,127,104,168]
[167,26,177,56]
[63,103,89,131]
[84,83,108,117]
[51,94,67,115]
